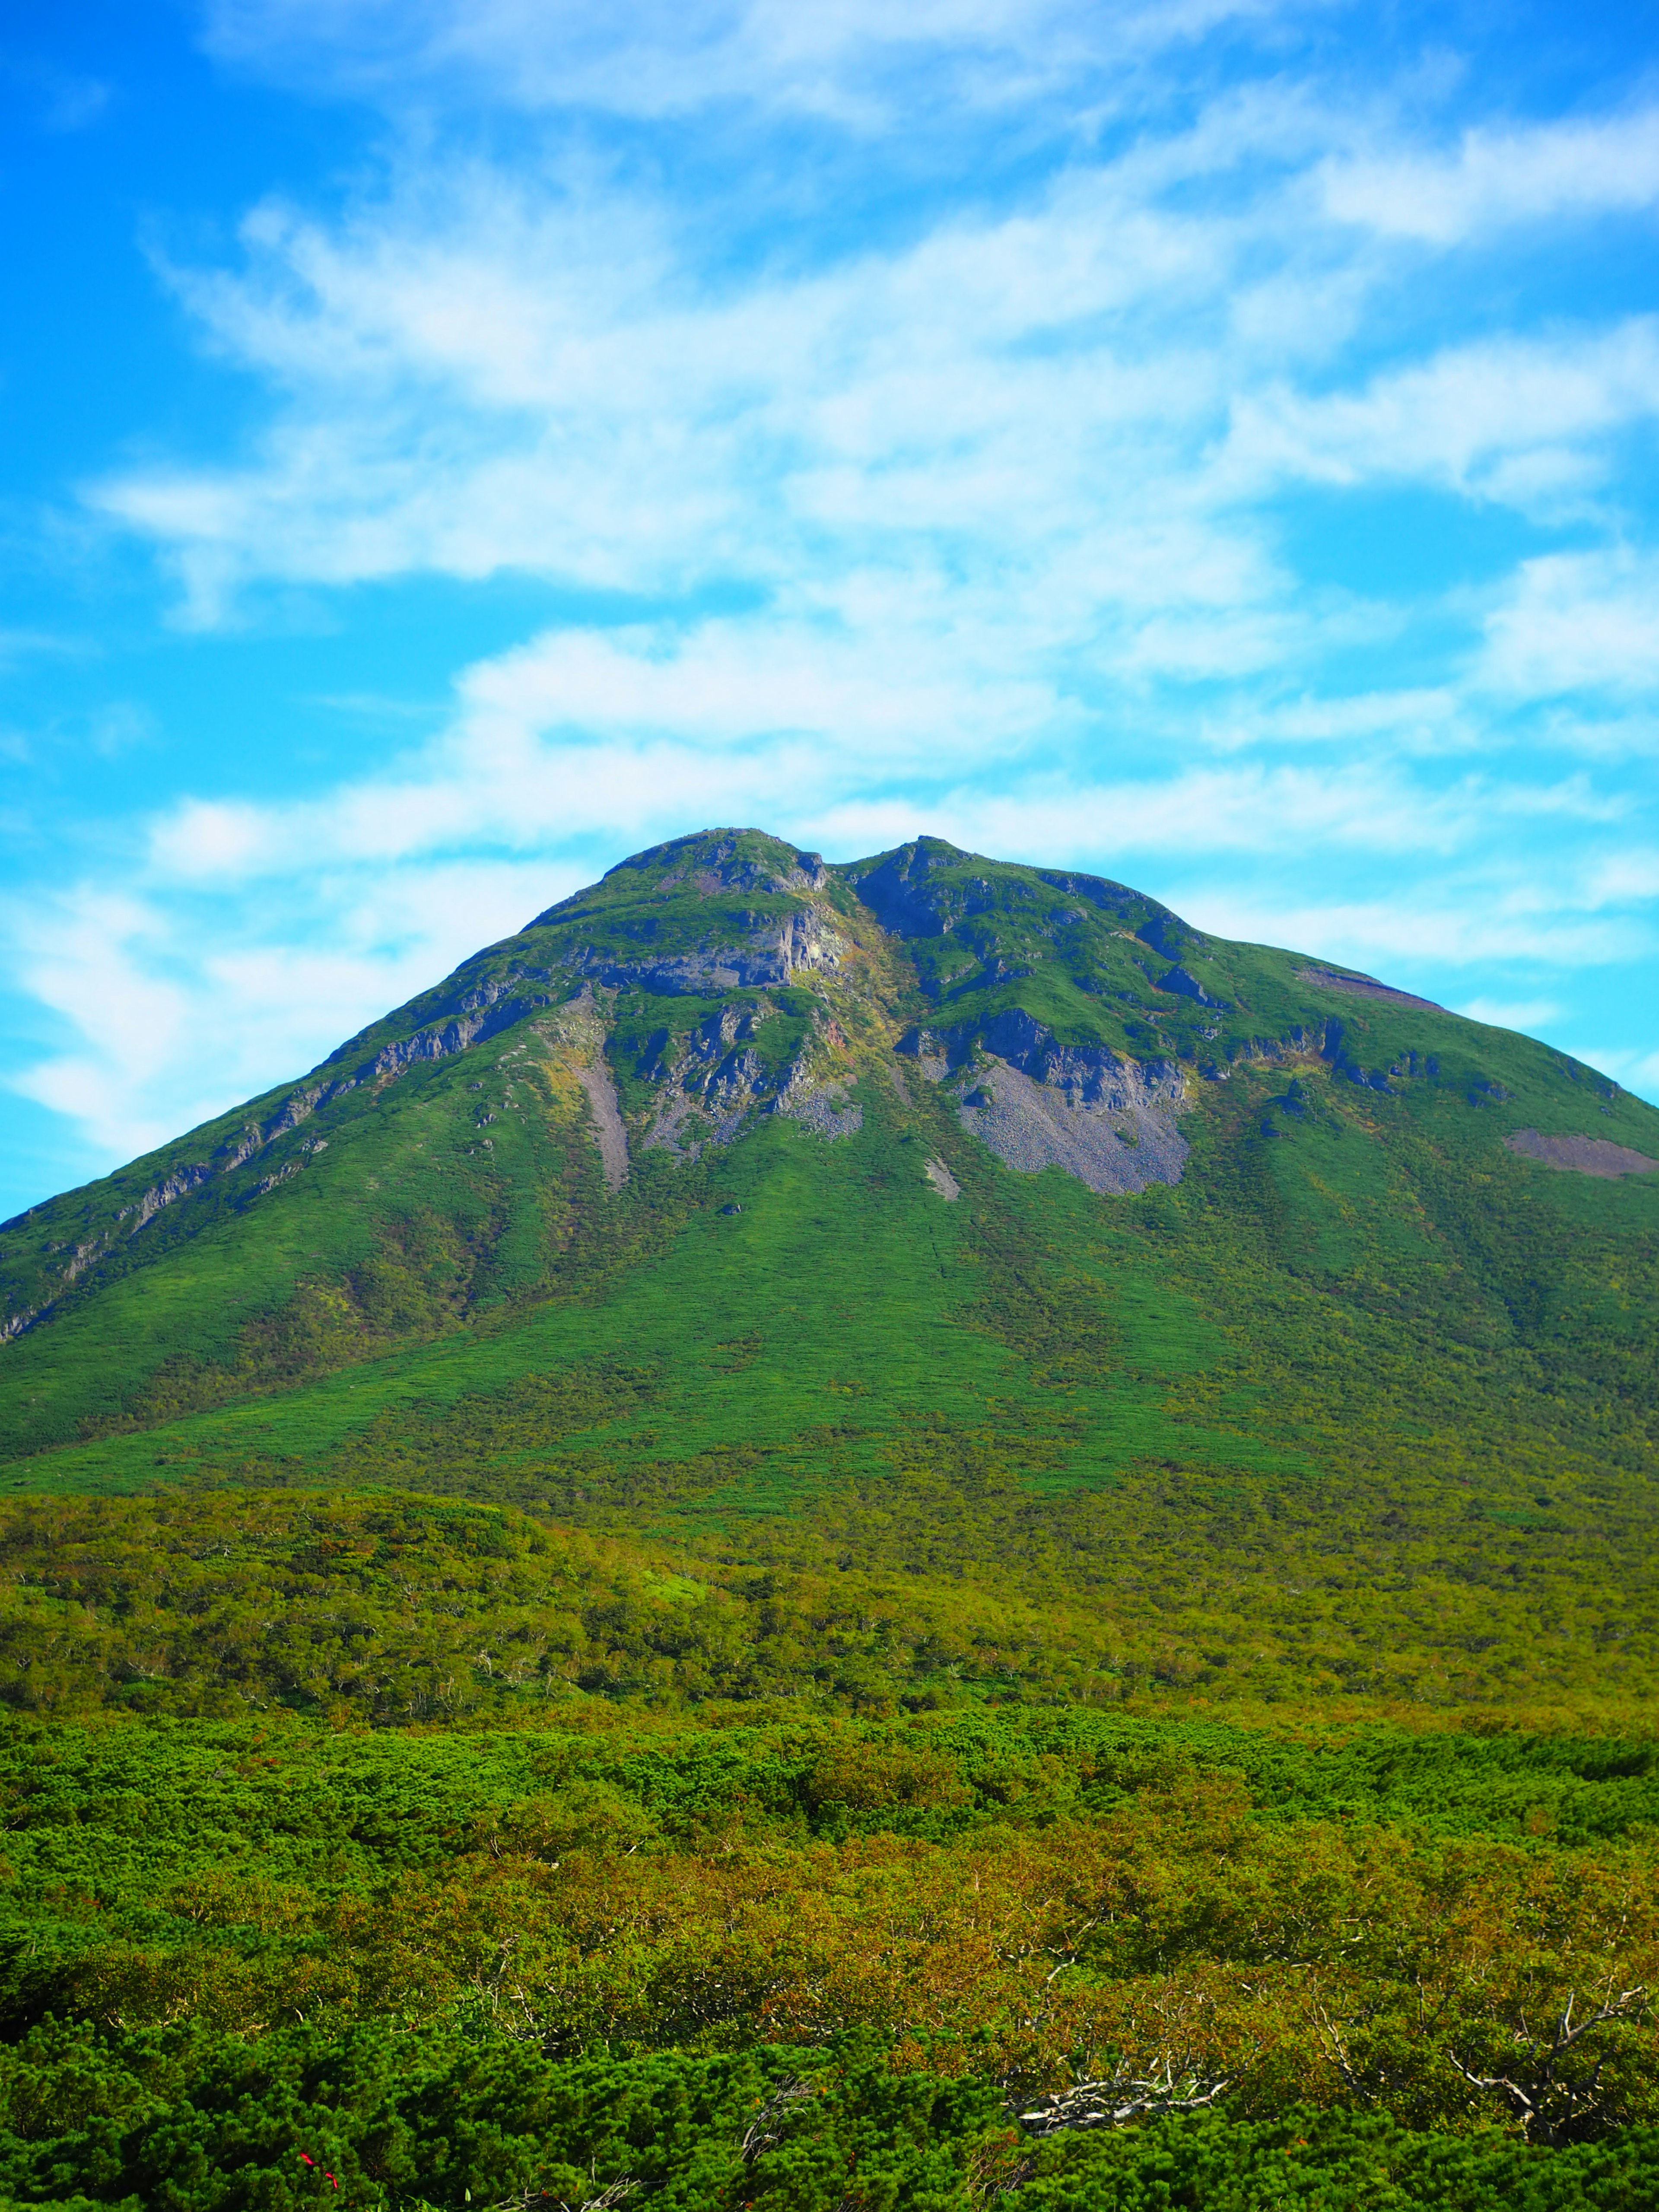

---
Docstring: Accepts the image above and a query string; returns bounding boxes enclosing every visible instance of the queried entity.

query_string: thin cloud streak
[202,0,1298,121]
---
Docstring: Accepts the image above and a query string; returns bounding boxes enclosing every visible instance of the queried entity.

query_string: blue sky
[3,0,1659,1218]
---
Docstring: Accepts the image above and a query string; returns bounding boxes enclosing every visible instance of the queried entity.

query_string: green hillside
[2,829,1657,1703]
[2,828,1658,2205]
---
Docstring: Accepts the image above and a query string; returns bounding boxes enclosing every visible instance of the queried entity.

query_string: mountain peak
[2,825,1654,1483]
[567,826,828,913]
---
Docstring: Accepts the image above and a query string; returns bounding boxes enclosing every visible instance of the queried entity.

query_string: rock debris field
[950,1056,1189,1196]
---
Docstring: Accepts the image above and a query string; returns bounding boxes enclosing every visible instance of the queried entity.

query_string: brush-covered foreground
[1,1491,1659,2207]
[2,831,1659,2203]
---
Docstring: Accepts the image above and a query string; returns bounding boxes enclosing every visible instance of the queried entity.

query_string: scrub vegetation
[1,830,1657,2205]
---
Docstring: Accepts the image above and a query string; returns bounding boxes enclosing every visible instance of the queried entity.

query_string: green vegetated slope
[3,829,1657,1710]
[2,829,1659,2207]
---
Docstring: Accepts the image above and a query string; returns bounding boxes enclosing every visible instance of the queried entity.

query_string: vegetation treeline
[1,1483,1657,1727]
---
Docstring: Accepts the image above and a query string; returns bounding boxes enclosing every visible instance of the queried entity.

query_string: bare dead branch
[1018,2058,1232,2137]
[494,2183,636,2212]
[741,2078,819,2160]
[1447,1984,1646,2141]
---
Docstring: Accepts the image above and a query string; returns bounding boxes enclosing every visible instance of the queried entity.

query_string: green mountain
[6,828,1659,2206]
[3,825,1657,1706]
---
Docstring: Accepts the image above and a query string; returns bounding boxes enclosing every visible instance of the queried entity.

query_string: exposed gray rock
[640,999,806,1160]
[123,1163,215,1233]
[703,1103,753,1147]
[578,1064,630,1192]
[1506,1129,1659,1178]
[217,1122,267,1172]
[954,1055,1189,1195]
[643,1092,753,1160]
[778,1078,863,1141]
[903,1007,1186,1119]
[643,1097,700,1157]
[366,994,558,1079]
[302,973,567,1117]
[924,1157,961,1200]
[253,1161,303,1198]
[573,909,844,997]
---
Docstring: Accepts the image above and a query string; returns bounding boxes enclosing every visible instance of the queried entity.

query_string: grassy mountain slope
[2,828,1656,1710]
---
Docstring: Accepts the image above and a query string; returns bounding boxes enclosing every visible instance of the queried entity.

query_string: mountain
[3,825,1657,1707]
[6,829,1659,2204]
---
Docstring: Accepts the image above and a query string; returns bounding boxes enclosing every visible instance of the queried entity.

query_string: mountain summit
[2,827,1656,1573]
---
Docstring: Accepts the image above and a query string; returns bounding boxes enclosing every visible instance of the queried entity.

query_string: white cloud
[1455,996,1563,1032]
[5,857,569,1167]
[95,152,1281,625]
[142,613,1074,884]
[86,100,1659,677]
[1526,707,1659,763]
[1479,551,1659,699]
[1203,689,1472,753]
[458,619,1062,760]
[1224,321,1659,507]
[1320,106,1659,242]
[1578,1044,1659,1097]
[1580,848,1659,904]
[201,0,1291,121]
[139,604,1629,906]
[1182,892,1648,973]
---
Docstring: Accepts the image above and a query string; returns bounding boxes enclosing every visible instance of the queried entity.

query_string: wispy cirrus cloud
[6,856,572,1163]
[94,152,1269,622]
[1319,105,1659,242]
[1479,551,1659,699]
[1224,320,1659,509]
[200,0,1298,121]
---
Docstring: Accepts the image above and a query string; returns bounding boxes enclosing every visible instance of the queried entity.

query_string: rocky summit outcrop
[571,906,845,998]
